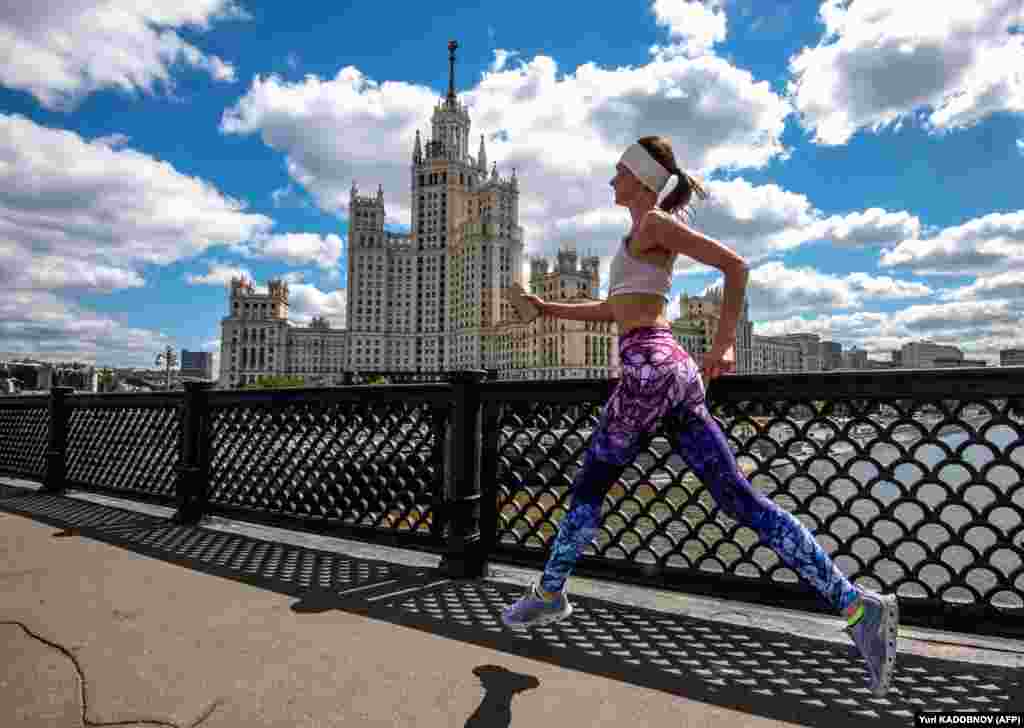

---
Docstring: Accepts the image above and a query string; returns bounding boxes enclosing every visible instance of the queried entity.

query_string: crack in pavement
[0,621,223,728]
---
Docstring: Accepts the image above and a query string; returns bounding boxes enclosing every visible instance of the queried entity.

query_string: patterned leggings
[539,327,860,612]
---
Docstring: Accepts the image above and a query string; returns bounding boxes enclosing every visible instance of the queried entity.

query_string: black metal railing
[1,366,1022,636]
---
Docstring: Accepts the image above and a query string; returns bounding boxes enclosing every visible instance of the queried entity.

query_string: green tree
[243,374,307,389]
[97,368,115,392]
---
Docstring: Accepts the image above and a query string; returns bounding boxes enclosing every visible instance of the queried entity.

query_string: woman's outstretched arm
[541,299,615,322]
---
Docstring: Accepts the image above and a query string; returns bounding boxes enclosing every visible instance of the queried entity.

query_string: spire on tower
[413,129,422,163]
[446,40,458,109]
[377,183,383,202]
[478,134,487,171]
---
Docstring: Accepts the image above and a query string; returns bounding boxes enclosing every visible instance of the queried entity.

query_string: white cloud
[787,0,1024,145]
[251,232,344,269]
[669,198,918,270]
[816,208,922,248]
[280,271,306,284]
[0,114,344,368]
[1017,138,1024,154]
[14,256,146,292]
[185,263,253,287]
[730,261,931,319]
[843,272,933,299]
[894,299,1019,332]
[649,0,728,59]
[0,113,273,292]
[0,0,248,111]
[939,270,1024,303]
[92,133,131,148]
[186,263,314,291]
[879,210,1024,275]
[0,290,173,368]
[491,49,519,72]
[220,50,793,257]
[284,283,347,328]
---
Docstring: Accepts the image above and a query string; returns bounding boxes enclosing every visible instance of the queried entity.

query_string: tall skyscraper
[220,41,619,387]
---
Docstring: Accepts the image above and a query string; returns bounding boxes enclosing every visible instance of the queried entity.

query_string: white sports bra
[607,235,674,300]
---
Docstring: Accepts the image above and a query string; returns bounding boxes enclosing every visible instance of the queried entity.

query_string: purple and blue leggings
[539,326,860,613]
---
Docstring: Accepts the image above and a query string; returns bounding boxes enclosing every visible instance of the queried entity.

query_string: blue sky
[2,0,1023,372]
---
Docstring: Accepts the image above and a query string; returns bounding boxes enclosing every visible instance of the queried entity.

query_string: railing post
[43,386,73,493]
[438,369,488,579]
[172,380,214,524]
[477,396,502,563]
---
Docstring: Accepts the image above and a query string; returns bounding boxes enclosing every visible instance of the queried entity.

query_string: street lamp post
[155,346,178,391]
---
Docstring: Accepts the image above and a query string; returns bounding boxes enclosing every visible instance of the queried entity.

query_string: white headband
[618,143,679,204]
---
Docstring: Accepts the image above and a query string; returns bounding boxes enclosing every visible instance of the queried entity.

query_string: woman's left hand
[702,345,736,383]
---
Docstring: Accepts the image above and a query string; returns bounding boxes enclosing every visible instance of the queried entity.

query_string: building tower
[220,275,290,389]
[346,180,387,333]
[268,278,290,319]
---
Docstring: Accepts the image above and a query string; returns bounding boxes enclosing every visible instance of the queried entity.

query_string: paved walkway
[1,479,1021,728]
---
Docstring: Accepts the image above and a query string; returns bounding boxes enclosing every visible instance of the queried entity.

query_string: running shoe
[501,578,573,628]
[847,590,899,696]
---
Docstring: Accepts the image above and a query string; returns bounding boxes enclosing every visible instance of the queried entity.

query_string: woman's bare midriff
[608,292,671,334]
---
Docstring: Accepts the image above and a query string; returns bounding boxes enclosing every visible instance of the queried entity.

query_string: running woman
[500,136,899,696]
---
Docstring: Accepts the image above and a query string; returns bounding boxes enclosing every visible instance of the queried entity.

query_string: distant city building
[53,365,97,391]
[0,361,51,390]
[934,357,986,368]
[0,361,96,391]
[865,359,896,370]
[900,341,963,368]
[181,350,214,380]
[781,333,823,371]
[1000,348,1024,366]
[750,335,802,373]
[842,346,869,370]
[491,241,619,380]
[819,341,843,370]
[220,276,349,388]
[674,288,754,372]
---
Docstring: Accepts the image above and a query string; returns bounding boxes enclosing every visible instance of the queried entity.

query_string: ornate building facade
[670,287,754,373]
[219,41,623,388]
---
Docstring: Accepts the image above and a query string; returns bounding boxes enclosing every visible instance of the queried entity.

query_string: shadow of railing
[1,483,1020,727]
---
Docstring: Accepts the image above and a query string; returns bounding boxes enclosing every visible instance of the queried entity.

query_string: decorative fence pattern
[65,393,182,502]
[1,366,1022,637]
[203,386,452,550]
[0,396,49,480]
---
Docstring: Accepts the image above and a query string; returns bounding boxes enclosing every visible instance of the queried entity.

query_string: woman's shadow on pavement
[466,665,540,728]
